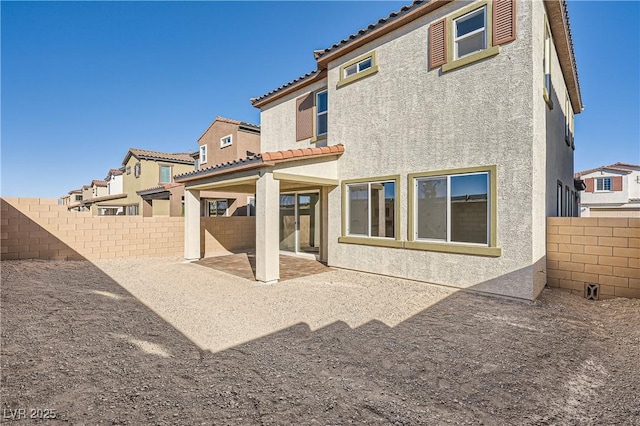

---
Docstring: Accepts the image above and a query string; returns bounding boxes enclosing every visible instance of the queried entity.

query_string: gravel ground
[1,258,639,425]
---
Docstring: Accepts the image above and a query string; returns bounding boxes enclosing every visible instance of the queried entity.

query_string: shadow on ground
[1,260,639,425]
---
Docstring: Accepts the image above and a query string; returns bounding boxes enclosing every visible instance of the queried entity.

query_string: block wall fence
[547,217,640,299]
[1,198,255,261]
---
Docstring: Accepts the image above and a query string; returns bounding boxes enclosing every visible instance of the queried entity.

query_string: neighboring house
[192,116,261,217]
[575,163,640,217]
[98,148,195,216]
[176,0,583,300]
[106,168,124,196]
[64,188,85,212]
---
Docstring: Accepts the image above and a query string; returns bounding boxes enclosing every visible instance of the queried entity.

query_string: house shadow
[3,239,632,425]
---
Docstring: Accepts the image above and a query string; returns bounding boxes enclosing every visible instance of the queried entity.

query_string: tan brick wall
[201,216,256,257]
[547,217,640,299]
[1,198,256,261]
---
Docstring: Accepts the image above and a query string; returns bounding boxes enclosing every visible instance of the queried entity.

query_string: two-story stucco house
[191,116,261,217]
[176,0,583,300]
[97,148,195,216]
[576,163,640,218]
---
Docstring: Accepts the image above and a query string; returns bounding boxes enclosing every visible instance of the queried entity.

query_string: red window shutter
[296,93,313,141]
[585,178,594,193]
[612,176,623,191]
[493,0,517,45]
[429,18,447,70]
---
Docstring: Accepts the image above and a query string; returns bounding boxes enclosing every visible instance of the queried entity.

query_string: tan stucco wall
[198,120,261,167]
[101,156,193,213]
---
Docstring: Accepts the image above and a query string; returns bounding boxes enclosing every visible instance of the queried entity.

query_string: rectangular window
[596,177,612,191]
[454,6,487,59]
[206,200,228,217]
[346,180,396,239]
[220,135,232,148]
[159,165,172,184]
[199,145,207,164]
[126,204,139,216]
[543,21,553,108]
[194,158,199,171]
[414,172,489,245]
[565,186,570,217]
[570,190,575,217]
[75,195,82,201]
[134,163,141,178]
[343,56,372,79]
[557,182,563,217]
[126,166,131,175]
[316,90,328,137]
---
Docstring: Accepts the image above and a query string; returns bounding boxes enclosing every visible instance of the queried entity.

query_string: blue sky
[1,1,638,198]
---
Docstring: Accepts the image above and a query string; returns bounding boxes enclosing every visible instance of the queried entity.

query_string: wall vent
[585,283,599,301]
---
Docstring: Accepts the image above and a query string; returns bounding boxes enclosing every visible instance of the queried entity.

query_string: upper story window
[454,6,486,59]
[565,93,574,147]
[596,177,612,191]
[316,90,328,137]
[199,145,207,164]
[220,135,232,148]
[159,165,172,184]
[126,166,131,175]
[337,51,378,88]
[75,195,82,201]
[134,162,141,178]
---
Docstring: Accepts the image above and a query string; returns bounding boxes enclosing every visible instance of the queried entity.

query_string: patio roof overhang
[81,193,127,206]
[176,145,344,193]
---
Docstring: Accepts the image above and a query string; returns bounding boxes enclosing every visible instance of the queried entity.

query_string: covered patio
[174,145,344,283]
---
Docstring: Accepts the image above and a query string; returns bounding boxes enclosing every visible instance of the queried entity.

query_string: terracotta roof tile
[175,144,345,183]
[91,180,108,187]
[125,148,195,165]
[575,164,636,178]
[251,70,327,107]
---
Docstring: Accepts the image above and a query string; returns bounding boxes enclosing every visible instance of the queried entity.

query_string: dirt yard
[1,259,639,425]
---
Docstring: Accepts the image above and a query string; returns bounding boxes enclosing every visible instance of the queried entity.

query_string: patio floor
[195,251,330,281]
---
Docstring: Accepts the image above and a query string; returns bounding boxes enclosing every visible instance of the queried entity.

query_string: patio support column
[256,171,280,283]
[320,186,329,263]
[184,188,201,261]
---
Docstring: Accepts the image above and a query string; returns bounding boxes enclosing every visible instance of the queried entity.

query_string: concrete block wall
[1,198,255,261]
[547,217,640,299]
[1,198,184,260]
[201,216,256,257]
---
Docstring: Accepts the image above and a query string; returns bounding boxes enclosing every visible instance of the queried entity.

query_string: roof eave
[251,69,328,109]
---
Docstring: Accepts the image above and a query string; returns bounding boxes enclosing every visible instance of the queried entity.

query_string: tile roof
[82,185,91,190]
[251,0,582,112]
[80,193,127,205]
[68,188,83,194]
[108,168,123,176]
[175,144,345,183]
[314,1,426,61]
[610,162,640,169]
[124,148,195,165]
[91,180,108,187]
[197,116,260,142]
[251,69,326,108]
[574,163,636,178]
[136,183,183,197]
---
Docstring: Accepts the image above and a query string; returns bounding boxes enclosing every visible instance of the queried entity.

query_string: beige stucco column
[184,188,201,261]
[320,186,329,263]
[255,171,280,283]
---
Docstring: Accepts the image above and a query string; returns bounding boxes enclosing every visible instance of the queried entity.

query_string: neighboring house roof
[81,193,128,205]
[610,162,640,169]
[68,188,83,195]
[197,116,261,142]
[82,185,91,190]
[251,0,583,112]
[574,163,636,178]
[91,180,108,187]
[122,148,195,166]
[175,144,345,183]
[137,183,183,198]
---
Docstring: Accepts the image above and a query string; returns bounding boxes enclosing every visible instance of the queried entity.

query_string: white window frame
[596,177,612,192]
[413,172,490,246]
[199,145,207,164]
[343,56,373,79]
[453,6,487,60]
[206,200,228,217]
[220,134,233,148]
[345,180,396,239]
[316,90,328,138]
